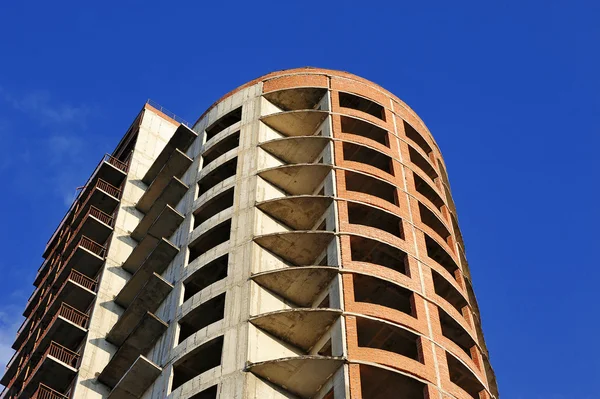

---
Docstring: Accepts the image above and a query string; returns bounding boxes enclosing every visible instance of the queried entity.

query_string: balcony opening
[317,295,330,309]
[447,352,484,398]
[432,270,468,314]
[348,202,404,239]
[353,274,413,316]
[189,385,218,399]
[408,147,438,181]
[188,220,231,263]
[339,92,385,121]
[437,159,451,187]
[340,116,389,147]
[193,188,235,229]
[318,339,332,356]
[342,142,393,175]
[203,131,240,167]
[425,235,459,276]
[264,87,328,111]
[205,107,242,142]
[357,317,420,361]
[345,171,397,206]
[359,364,425,399]
[350,236,408,275]
[178,293,226,344]
[418,203,450,242]
[414,174,445,211]
[403,121,432,155]
[172,335,223,390]
[197,158,238,198]
[183,255,228,302]
[439,307,476,357]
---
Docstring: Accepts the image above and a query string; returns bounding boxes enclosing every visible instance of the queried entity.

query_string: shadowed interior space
[425,235,459,276]
[348,202,404,239]
[189,385,218,399]
[408,147,438,181]
[172,335,224,390]
[193,187,235,229]
[353,274,413,316]
[350,235,408,275]
[447,352,484,398]
[340,116,389,146]
[183,255,228,302]
[418,203,450,242]
[339,92,385,121]
[205,107,242,142]
[439,307,476,357]
[203,131,240,167]
[342,142,393,175]
[188,220,231,263]
[414,174,445,211]
[356,317,420,361]
[403,121,432,155]
[359,364,425,399]
[264,87,328,111]
[344,171,397,205]
[197,158,238,197]
[432,270,468,313]
[178,293,226,344]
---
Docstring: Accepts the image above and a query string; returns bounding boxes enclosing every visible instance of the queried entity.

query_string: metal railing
[72,179,122,223]
[88,206,114,227]
[102,154,129,173]
[31,384,69,399]
[68,269,97,292]
[20,342,80,394]
[146,99,190,126]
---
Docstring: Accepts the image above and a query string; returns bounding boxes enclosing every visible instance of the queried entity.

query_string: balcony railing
[72,179,122,223]
[31,384,69,399]
[20,342,80,395]
[103,154,129,173]
[68,269,97,292]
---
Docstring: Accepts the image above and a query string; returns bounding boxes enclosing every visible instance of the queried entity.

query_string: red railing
[31,384,69,399]
[103,154,129,173]
[72,179,122,223]
[20,342,79,394]
[88,206,114,226]
[77,236,106,258]
[68,269,97,292]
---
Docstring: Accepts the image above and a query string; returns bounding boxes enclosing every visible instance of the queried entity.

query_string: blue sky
[0,1,598,397]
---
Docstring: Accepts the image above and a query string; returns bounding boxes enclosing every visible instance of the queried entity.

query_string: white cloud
[0,305,24,371]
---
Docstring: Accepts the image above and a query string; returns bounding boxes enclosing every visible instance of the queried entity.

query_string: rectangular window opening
[418,203,451,242]
[345,171,397,206]
[178,293,226,344]
[439,307,476,357]
[193,188,235,229]
[348,202,403,239]
[189,385,218,399]
[357,317,420,361]
[359,364,425,399]
[205,107,242,142]
[188,220,232,263]
[197,158,238,198]
[203,131,240,167]
[339,92,385,121]
[447,352,484,398]
[172,335,224,391]
[342,142,393,175]
[414,174,445,212]
[340,116,389,147]
[408,147,438,181]
[350,235,408,275]
[432,270,468,314]
[403,121,432,155]
[353,274,413,316]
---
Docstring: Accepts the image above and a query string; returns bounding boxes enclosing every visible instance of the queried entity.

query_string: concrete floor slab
[20,352,78,398]
[250,309,342,352]
[256,196,333,230]
[258,164,332,195]
[263,88,328,111]
[251,267,338,307]
[131,204,184,242]
[115,239,178,307]
[260,137,331,164]
[109,273,173,346]
[247,356,344,398]
[142,124,197,185]
[133,180,188,240]
[137,175,188,214]
[98,159,128,187]
[98,313,167,388]
[255,231,335,266]
[107,356,162,399]
[260,110,328,137]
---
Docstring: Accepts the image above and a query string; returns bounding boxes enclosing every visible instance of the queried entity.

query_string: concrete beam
[109,273,173,346]
[259,137,331,164]
[251,267,338,307]
[247,356,344,399]
[115,239,178,307]
[259,164,332,195]
[260,110,328,137]
[254,231,335,266]
[98,313,167,389]
[256,196,333,230]
[131,204,184,242]
[142,124,197,186]
[137,175,189,214]
[250,309,342,352]
[107,356,162,399]
[263,88,328,111]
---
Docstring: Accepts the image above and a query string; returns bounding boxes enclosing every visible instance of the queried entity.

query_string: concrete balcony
[31,383,69,399]
[254,231,335,266]
[259,136,331,164]
[62,206,114,255]
[136,176,188,215]
[251,267,338,307]
[130,204,184,242]
[107,356,161,399]
[263,87,328,112]
[3,303,88,388]
[260,110,328,137]
[97,154,129,187]
[247,356,343,399]
[18,342,80,398]
[141,124,196,188]
[108,273,172,347]
[250,309,342,352]
[98,313,167,389]
[121,235,178,275]
[258,164,332,195]
[256,195,333,230]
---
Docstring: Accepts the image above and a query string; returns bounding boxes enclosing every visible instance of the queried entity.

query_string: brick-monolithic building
[1,68,499,399]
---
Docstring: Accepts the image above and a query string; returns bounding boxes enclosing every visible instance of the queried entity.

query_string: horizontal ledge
[107,355,162,399]
[260,110,328,137]
[258,164,332,196]
[256,195,333,230]
[131,204,184,242]
[259,136,331,164]
[263,87,328,111]
[137,175,189,215]
[254,231,335,266]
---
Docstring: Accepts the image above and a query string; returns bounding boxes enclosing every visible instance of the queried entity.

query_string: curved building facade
[2,68,498,399]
